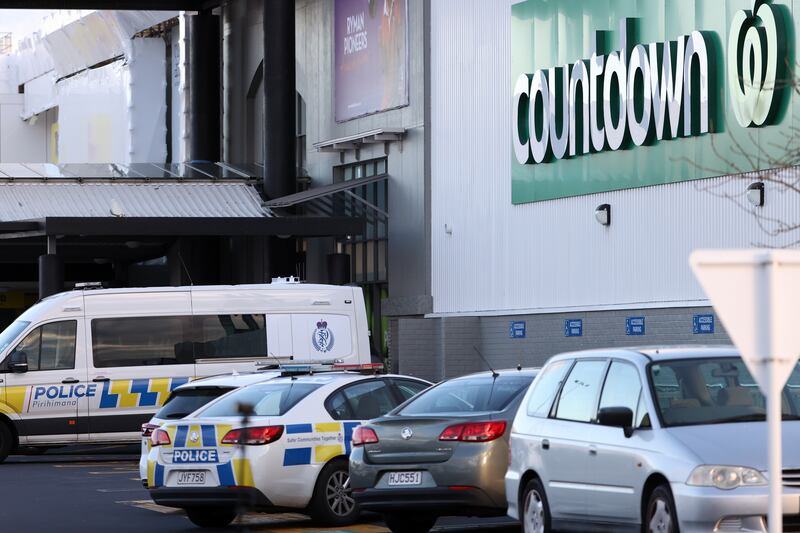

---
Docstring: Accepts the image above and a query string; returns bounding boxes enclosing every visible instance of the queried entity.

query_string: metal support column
[38,236,63,299]
[186,10,221,162]
[263,0,297,278]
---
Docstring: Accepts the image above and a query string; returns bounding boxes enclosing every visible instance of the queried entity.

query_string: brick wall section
[396,307,730,379]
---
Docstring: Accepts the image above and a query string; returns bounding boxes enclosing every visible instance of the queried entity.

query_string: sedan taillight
[221,426,284,445]
[352,426,379,446]
[438,421,507,442]
[150,428,171,447]
[141,423,160,438]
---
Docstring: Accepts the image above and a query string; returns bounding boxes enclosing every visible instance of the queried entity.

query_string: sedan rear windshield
[198,382,322,417]
[155,387,234,420]
[650,357,800,427]
[397,374,534,415]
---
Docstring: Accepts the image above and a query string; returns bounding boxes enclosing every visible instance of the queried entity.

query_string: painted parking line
[117,500,184,515]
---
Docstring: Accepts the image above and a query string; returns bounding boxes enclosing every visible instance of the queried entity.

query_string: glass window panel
[526,359,571,417]
[378,240,387,281]
[342,380,396,419]
[598,362,642,418]
[366,241,376,282]
[12,327,41,371]
[195,314,266,359]
[555,360,607,423]
[377,159,386,174]
[92,316,194,368]
[354,243,364,282]
[39,321,77,371]
[326,391,355,420]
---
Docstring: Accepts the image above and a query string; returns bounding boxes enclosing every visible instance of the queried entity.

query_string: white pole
[767,388,782,533]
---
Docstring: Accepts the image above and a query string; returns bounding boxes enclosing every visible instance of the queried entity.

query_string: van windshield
[0,320,30,354]
[650,357,800,427]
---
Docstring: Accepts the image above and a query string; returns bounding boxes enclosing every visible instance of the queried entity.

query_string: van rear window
[91,314,268,367]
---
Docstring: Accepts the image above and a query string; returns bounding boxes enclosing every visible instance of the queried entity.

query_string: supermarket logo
[728,0,786,128]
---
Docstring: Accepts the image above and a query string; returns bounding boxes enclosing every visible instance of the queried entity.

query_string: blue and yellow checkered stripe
[99,377,190,409]
[282,421,361,466]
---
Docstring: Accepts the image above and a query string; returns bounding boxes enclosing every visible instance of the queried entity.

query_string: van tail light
[141,423,160,438]
[221,426,284,445]
[150,428,171,447]
[352,426,379,446]
[439,421,507,443]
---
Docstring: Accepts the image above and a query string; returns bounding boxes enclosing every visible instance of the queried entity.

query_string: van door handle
[541,439,550,450]
[589,445,598,456]
[92,377,110,383]
[62,378,79,384]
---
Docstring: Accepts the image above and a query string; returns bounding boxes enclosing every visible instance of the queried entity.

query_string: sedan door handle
[589,445,598,456]
[61,378,79,384]
[92,377,110,383]
[541,439,550,450]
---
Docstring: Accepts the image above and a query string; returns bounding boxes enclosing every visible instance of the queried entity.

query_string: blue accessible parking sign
[564,319,583,337]
[509,321,526,339]
[693,314,715,334]
[626,317,645,336]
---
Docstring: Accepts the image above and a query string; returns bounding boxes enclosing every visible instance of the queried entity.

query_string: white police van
[0,281,371,461]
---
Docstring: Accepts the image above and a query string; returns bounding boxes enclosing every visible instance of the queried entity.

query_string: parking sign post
[690,250,800,533]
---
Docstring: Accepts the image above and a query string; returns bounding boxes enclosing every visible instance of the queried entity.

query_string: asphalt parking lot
[0,446,520,533]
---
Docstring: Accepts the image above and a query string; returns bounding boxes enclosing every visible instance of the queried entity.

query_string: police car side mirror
[9,351,28,373]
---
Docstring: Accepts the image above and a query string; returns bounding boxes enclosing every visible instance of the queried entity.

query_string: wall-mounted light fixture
[746,182,765,207]
[444,223,453,235]
[595,204,611,226]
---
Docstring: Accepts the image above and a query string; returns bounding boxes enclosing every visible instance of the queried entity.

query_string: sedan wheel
[521,478,550,533]
[326,469,355,517]
[645,485,678,533]
[309,459,360,526]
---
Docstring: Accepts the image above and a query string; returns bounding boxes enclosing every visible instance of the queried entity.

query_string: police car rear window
[155,387,235,420]
[199,382,322,417]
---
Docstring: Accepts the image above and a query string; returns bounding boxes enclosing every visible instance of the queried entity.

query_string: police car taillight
[221,425,284,445]
[141,423,160,438]
[151,429,171,447]
[352,426,379,446]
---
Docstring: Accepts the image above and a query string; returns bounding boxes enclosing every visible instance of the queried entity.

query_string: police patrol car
[0,281,371,461]
[139,370,282,484]
[145,367,431,528]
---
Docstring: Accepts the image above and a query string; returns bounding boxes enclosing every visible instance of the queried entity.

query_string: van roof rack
[74,282,104,290]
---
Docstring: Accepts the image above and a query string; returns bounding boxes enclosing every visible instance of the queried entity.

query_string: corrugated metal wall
[430,0,800,316]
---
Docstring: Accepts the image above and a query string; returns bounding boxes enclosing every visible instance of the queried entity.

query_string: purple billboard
[334,0,408,122]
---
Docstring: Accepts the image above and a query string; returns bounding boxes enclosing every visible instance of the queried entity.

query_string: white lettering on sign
[344,12,368,55]
[513,18,711,165]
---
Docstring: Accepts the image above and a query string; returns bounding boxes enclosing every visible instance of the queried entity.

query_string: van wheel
[383,513,437,533]
[185,507,236,528]
[644,484,679,533]
[520,477,551,533]
[0,423,12,462]
[309,458,359,526]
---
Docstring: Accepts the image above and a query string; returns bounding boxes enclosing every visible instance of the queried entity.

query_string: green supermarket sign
[511,0,793,204]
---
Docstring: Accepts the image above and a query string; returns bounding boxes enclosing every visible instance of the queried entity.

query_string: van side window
[11,321,77,371]
[526,359,570,417]
[92,316,194,368]
[598,361,643,424]
[555,360,607,423]
[195,314,267,359]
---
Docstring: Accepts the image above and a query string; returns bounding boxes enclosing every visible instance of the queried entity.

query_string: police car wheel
[185,507,237,528]
[383,513,437,533]
[0,423,12,462]
[309,459,359,526]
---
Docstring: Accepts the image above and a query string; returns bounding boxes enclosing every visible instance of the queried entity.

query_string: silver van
[506,346,800,533]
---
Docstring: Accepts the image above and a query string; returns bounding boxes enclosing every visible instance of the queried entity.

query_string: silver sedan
[350,368,538,533]
[505,346,800,533]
